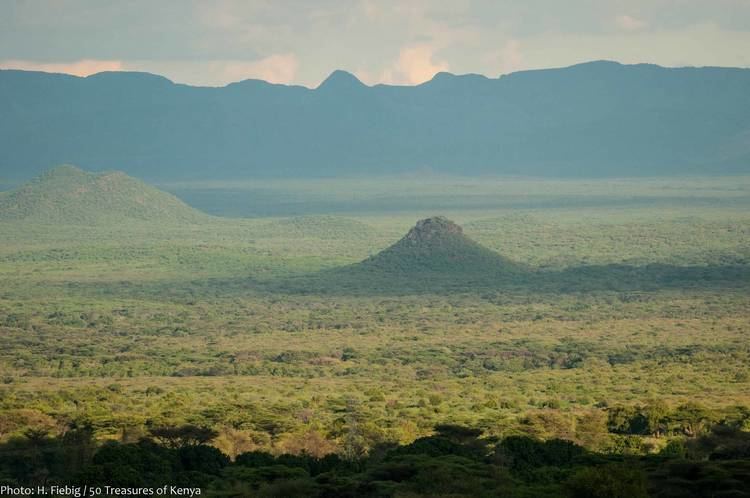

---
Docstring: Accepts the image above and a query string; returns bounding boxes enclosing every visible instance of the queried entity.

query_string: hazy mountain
[1,61,749,181]
[0,165,209,224]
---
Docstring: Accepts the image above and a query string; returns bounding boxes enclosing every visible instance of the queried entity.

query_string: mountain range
[1,61,749,181]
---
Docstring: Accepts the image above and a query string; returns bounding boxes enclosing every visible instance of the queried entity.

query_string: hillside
[0,165,209,224]
[278,216,526,294]
[357,216,519,275]
[1,61,750,180]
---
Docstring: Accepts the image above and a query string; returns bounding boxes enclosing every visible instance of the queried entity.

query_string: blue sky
[1,0,749,87]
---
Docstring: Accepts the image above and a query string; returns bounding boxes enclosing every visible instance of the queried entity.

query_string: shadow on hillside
[268,261,750,296]
[42,261,750,302]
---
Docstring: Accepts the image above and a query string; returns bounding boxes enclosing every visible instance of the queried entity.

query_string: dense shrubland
[1,177,749,494]
[1,422,749,497]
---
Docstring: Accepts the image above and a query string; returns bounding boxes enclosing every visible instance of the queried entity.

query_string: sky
[1,0,749,88]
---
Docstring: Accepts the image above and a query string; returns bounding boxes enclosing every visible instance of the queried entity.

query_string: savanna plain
[1,172,749,497]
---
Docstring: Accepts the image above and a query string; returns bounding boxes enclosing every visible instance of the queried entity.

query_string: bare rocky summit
[403,216,464,243]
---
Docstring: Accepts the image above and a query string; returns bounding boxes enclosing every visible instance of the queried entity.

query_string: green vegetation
[3,422,750,497]
[0,165,208,224]
[1,169,749,495]
[355,216,521,274]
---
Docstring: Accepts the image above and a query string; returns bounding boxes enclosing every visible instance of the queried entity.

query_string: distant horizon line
[2,59,749,90]
[3,163,750,189]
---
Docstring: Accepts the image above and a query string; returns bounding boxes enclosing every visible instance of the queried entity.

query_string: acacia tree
[670,403,713,437]
[641,400,669,437]
[575,410,609,451]
[149,425,218,448]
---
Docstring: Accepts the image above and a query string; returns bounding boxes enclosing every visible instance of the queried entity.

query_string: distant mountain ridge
[0,165,208,224]
[1,61,749,181]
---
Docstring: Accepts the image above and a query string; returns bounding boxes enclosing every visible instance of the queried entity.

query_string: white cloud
[0,59,124,76]
[500,39,524,74]
[378,44,449,85]
[478,38,526,77]
[615,15,647,31]
[360,0,381,20]
[216,54,299,85]
[0,55,300,86]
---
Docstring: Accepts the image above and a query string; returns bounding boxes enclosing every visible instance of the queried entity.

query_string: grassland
[0,175,749,495]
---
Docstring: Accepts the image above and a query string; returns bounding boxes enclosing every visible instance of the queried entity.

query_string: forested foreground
[1,422,750,497]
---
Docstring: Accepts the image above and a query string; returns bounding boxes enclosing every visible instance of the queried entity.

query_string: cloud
[379,44,449,85]
[360,0,381,20]
[0,53,300,87]
[216,54,299,85]
[0,59,124,76]
[478,38,525,77]
[2,2,750,87]
[615,15,647,31]
[126,55,301,87]
[506,22,750,71]
[500,39,524,73]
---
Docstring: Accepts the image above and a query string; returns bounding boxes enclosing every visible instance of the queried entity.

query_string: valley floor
[1,176,749,495]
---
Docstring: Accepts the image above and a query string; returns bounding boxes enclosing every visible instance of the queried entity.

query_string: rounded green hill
[0,165,209,225]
